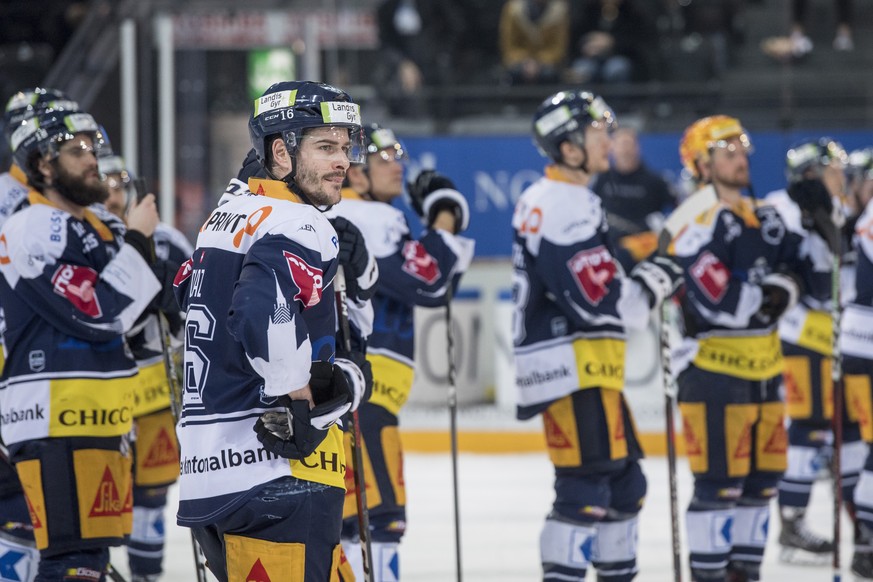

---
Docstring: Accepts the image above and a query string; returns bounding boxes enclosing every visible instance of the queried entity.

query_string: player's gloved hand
[330,216,377,301]
[253,361,353,459]
[630,256,684,308]
[335,351,372,411]
[147,259,182,315]
[787,178,842,252]
[756,270,801,323]
[407,170,470,234]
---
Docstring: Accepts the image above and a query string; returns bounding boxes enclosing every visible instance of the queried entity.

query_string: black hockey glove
[124,229,155,265]
[335,350,373,411]
[787,178,841,252]
[147,259,182,315]
[407,170,470,234]
[253,361,353,459]
[630,256,684,308]
[756,269,801,324]
[237,147,266,182]
[330,216,376,301]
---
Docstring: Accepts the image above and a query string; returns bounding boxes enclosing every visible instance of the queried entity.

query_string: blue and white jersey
[0,166,31,231]
[173,177,346,526]
[763,188,834,355]
[0,190,160,451]
[326,189,474,416]
[841,199,873,359]
[670,193,805,380]
[512,166,652,419]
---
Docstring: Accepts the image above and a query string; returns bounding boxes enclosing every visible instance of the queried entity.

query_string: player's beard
[53,160,109,207]
[295,165,343,206]
[716,167,750,190]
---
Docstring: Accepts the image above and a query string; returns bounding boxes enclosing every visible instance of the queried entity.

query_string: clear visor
[104,170,131,190]
[287,125,365,164]
[709,134,754,156]
[43,131,105,161]
[371,143,408,163]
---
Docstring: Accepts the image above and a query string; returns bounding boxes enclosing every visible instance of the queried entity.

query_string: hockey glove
[407,170,470,234]
[330,216,378,301]
[335,351,373,411]
[253,361,353,459]
[756,270,801,323]
[148,259,183,315]
[630,256,684,308]
[787,178,841,251]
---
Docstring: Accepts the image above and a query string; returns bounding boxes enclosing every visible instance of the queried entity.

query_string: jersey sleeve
[376,227,475,308]
[0,214,161,341]
[673,209,764,328]
[226,233,333,397]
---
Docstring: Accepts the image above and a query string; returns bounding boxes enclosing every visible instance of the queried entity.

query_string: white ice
[112,453,856,581]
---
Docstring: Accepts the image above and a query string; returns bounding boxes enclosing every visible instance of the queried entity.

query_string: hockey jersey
[326,188,474,416]
[0,190,160,453]
[763,189,834,356]
[127,222,194,417]
[670,194,805,380]
[512,166,653,419]
[840,199,873,359]
[173,177,346,526]
[0,166,30,231]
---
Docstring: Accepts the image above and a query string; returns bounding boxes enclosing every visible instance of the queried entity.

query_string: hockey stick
[828,237,844,582]
[334,266,375,582]
[445,283,463,582]
[105,562,129,582]
[658,230,684,582]
[134,178,209,582]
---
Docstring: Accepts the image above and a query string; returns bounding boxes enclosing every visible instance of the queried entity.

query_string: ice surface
[112,453,854,581]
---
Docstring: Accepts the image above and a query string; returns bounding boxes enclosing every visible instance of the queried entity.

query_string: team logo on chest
[566,245,616,305]
[690,251,729,303]
[51,264,102,317]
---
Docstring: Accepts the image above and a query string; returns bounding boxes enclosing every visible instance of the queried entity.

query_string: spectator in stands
[375,0,466,116]
[566,0,662,84]
[591,127,677,270]
[498,0,569,85]
[762,0,853,60]
[793,0,854,53]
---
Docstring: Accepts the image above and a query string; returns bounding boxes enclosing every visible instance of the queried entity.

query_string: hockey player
[513,90,683,582]
[0,87,80,582]
[843,149,873,580]
[0,106,161,580]
[98,154,191,581]
[764,138,862,564]
[326,122,474,582]
[172,81,373,582]
[670,115,835,581]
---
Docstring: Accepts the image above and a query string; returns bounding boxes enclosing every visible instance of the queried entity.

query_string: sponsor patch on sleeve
[566,245,616,305]
[283,251,324,308]
[400,241,440,284]
[51,263,102,317]
[690,250,730,303]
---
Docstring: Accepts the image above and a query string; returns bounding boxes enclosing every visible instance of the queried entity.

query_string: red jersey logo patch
[566,246,616,305]
[283,251,323,308]
[174,258,193,287]
[401,241,440,284]
[143,428,179,468]
[89,466,123,517]
[51,263,102,317]
[690,251,730,303]
[246,558,272,582]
